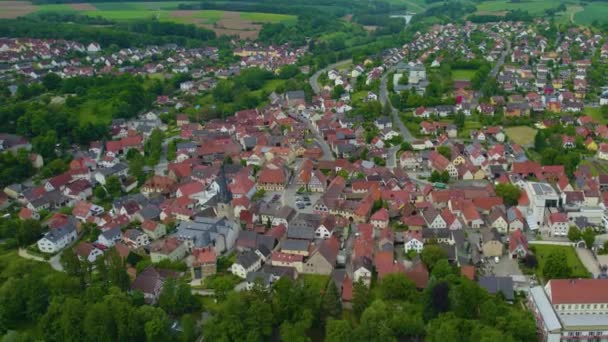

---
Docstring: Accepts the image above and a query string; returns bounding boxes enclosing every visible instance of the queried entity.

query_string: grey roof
[98,162,128,176]
[287,225,315,241]
[175,216,237,248]
[529,286,561,331]
[282,239,310,252]
[139,204,161,220]
[124,229,144,240]
[478,276,514,301]
[246,271,272,286]
[236,250,261,269]
[101,227,121,241]
[262,264,297,279]
[42,224,76,243]
[559,313,608,328]
[286,90,305,100]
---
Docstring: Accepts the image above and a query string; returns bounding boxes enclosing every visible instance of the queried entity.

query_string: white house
[353,260,372,287]
[404,237,424,254]
[74,242,104,263]
[98,227,122,247]
[548,212,569,237]
[37,225,77,254]
[230,250,262,279]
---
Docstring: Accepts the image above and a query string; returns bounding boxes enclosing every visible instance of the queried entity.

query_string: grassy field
[584,106,606,124]
[505,126,537,146]
[532,244,590,281]
[575,2,608,25]
[452,69,476,81]
[476,0,560,15]
[240,12,297,24]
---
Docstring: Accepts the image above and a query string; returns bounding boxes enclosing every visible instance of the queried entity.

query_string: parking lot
[262,181,322,215]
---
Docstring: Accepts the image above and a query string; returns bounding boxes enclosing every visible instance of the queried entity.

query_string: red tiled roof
[406,262,429,289]
[548,279,608,304]
[370,208,389,222]
[258,168,285,184]
[460,265,476,281]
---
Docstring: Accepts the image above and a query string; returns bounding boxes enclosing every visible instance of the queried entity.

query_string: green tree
[355,300,396,341]
[322,281,342,321]
[495,183,521,206]
[352,280,371,319]
[331,85,345,100]
[42,72,62,91]
[567,226,581,242]
[542,251,572,280]
[421,245,447,270]
[581,228,596,249]
[325,319,352,341]
[437,146,452,160]
[377,273,417,302]
[15,219,43,247]
[180,314,198,342]
[105,175,122,198]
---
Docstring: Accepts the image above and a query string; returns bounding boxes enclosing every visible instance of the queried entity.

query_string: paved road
[489,39,511,78]
[379,65,414,142]
[309,59,352,95]
[155,135,181,176]
[306,121,335,161]
[387,146,399,169]
[18,248,64,272]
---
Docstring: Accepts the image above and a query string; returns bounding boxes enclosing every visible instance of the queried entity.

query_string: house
[37,222,78,254]
[74,242,103,263]
[422,207,447,229]
[257,168,286,191]
[130,267,180,304]
[370,208,389,229]
[489,208,509,233]
[353,258,373,287]
[141,219,167,240]
[98,227,122,247]
[479,276,514,302]
[150,237,188,263]
[509,229,529,258]
[481,228,503,258]
[598,143,608,161]
[174,217,239,253]
[302,237,340,275]
[231,249,262,278]
[189,247,217,281]
[403,231,424,254]
[315,215,337,239]
[548,212,568,237]
[122,229,150,249]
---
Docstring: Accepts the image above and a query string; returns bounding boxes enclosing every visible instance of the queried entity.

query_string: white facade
[523,182,560,227]
[404,238,424,253]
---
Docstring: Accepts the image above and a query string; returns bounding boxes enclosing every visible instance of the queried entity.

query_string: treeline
[0,248,199,341]
[0,18,215,48]
[419,2,477,21]
[468,9,534,23]
[204,254,536,341]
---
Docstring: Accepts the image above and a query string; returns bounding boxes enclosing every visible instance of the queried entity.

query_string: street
[379,65,414,142]
[309,59,353,95]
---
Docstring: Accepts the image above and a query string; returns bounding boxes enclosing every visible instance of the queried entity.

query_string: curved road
[309,59,353,94]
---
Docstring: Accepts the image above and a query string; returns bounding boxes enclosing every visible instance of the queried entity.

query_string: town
[2,5,608,342]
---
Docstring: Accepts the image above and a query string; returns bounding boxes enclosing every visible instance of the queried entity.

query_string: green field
[240,12,297,23]
[584,106,607,124]
[532,244,590,281]
[476,0,559,15]
[83,9,165,20]
[505,126,537,146]
[452,69,476,81]
[574,2,608,25]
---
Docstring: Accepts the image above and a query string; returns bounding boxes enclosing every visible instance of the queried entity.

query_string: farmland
[472,0,608,25]
[0,2,296,38]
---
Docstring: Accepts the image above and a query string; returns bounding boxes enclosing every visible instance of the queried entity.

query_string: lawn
[34,4,77,14]
[505,126,537,147]
[532,244,590,281]
[452,69,476,81]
